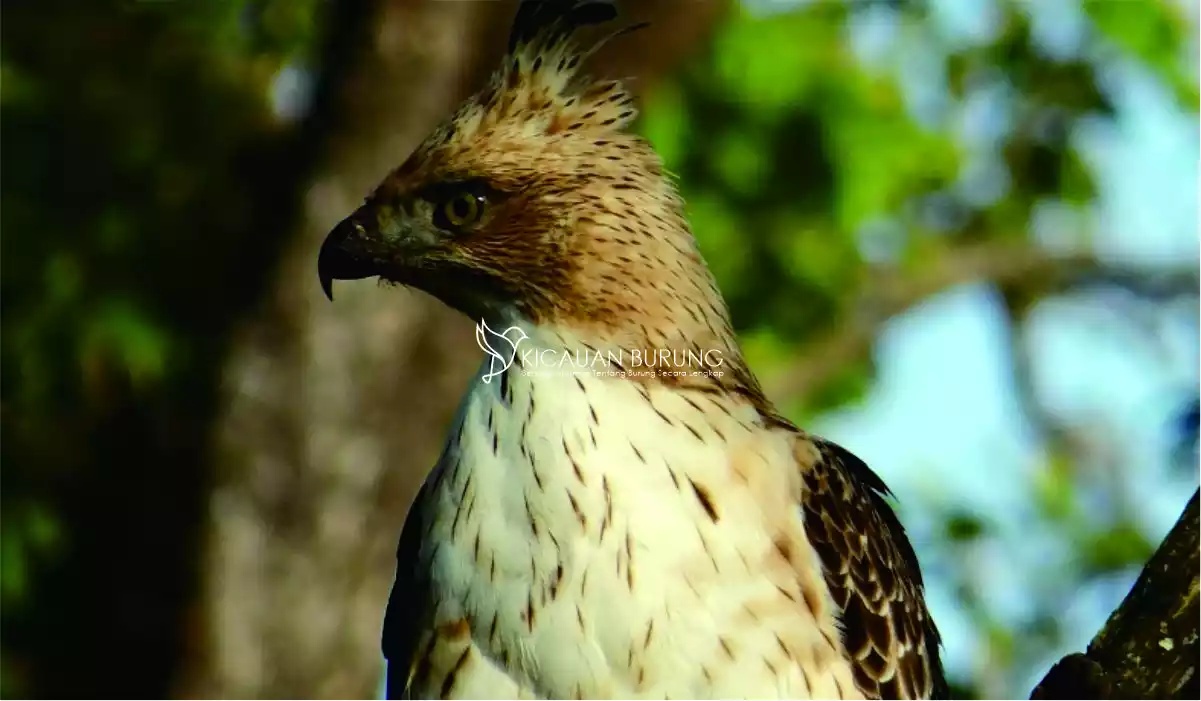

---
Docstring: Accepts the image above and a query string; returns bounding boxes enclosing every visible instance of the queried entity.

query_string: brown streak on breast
[410,631,440,694]
[625,530,636,590]
[450,474,474,541]
[695,524,720,573]
[524,493,540,539]
[567,490,587,529]
[687,476,720,523]
[773,533,792,563]
[439,647,472,699]
[550,562,564,600]
[665,464,681,490]
[563,436,586,485]
[600,475,613,539]
[803,584,823,618]
[773,631,791,659]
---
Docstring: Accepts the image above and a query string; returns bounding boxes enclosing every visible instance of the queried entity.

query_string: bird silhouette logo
[475,320,530,384]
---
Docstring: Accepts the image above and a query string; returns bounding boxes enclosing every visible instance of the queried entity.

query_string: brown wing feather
[800,438,948,700]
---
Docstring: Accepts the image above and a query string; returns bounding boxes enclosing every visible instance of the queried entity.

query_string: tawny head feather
[318,0,755,390]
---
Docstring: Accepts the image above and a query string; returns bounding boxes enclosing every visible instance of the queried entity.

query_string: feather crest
[463,0,648,137]
[507,0,619,54]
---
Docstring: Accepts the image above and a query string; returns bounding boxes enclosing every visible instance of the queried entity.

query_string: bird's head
[319,0,745,368]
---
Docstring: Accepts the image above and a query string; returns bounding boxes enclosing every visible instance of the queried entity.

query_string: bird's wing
[798,437,948,699]
[382,468,439,699]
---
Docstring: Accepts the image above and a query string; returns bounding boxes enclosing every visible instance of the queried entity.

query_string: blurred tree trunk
[175,2,492,697]
[178,2,726,698]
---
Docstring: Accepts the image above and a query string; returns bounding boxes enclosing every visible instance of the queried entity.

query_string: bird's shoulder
[791,433,948,699]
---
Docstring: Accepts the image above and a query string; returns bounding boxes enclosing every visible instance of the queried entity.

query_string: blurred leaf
[640,83,689,169]
[687,189,751,286]
[82,300,172,387]
[780,222,856,296]
[945,510,989,542]
[712,128,770,196]
[44,253,83,304]
[803,359,875,414]
[1,503,63,605]
[1,532,28,604]
[829,95,960,230]
[1078,521,1155,576]
[1058,150,1094,205]
[1034,451,1078,525]
[711,9,840,119]
[1084,0,1198,107]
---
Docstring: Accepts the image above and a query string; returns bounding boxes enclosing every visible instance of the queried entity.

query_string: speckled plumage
[317,2,947,699]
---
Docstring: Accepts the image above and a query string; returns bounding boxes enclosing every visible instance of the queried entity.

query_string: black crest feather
[507,0,619,53]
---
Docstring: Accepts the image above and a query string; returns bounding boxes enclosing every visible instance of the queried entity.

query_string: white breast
[413,342,863,699]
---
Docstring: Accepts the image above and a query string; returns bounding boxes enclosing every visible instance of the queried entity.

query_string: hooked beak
[317,215,377,301]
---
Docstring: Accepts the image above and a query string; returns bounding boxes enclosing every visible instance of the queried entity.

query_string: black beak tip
[319,270,335,302]
[318,218,378,302]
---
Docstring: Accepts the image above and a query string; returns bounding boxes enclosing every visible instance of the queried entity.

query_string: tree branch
[1031,489,1200,700]
[767,238,1199,404]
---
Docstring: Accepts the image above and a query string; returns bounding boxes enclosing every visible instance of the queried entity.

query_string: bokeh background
[2,0,1197,698]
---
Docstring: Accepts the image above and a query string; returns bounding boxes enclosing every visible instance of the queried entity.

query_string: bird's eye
[436,191,486,230]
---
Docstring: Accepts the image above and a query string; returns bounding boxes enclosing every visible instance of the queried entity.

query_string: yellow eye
[438,191,485,229]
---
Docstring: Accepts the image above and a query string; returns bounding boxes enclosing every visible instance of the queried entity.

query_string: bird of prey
[317,1,948,698]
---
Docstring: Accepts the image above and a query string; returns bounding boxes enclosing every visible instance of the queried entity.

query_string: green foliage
[944,510,988,543]
[1084,0,1198,107]
[1080,522,1155,575]
[1,503,62,606]
[1,0,323,695]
